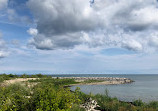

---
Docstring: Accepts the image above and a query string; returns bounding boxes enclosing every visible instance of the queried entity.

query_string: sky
[0,0,158,74]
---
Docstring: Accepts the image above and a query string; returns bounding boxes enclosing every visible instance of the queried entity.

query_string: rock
[81,98,100,111]
[52,77,134,85]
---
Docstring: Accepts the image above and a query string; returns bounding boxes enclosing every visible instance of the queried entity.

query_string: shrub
[0,83,30,111]
[30,83,81,111]
[0,74,18,83]
[133,99,144,107]
[148,101,158,109]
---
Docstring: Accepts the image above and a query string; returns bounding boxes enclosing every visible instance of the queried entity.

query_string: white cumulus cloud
[122,40,143,51]
[27,0,158,52]
[27,28,38,36]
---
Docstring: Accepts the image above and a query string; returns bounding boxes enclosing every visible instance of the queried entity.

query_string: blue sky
[0,0,158,74]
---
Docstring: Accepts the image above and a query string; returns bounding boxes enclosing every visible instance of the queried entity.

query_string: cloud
[149,33,158,47]
[27,0,158,52]
[7,9,32,25]
[0,51,8,58]
[27,28,38,36]
[0,0,8,10]
[28,35,54,50]
[27,0,101,50]
[0,0,33,27]
[0,32,8,58]
[122,40,143,51]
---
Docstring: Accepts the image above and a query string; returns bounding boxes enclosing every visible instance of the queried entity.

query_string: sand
[1,78,37,86]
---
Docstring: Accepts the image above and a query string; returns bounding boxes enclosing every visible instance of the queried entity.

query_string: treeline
[0,74,49,83]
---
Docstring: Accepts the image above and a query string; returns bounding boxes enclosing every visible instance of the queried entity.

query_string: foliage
[0,74,50,83]
[20,74,49,78]
[133,99,144,107]
[28,78,78,87]
[29,83,80,111]
[74,87,93,104]
[148,101,158,109]
[0,74,18,83]
[0,77,82,111]
[0,83,30,111]
[71,104,85,111]
[94,90,158,111]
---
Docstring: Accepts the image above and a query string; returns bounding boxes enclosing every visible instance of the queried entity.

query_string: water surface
[53,74,158,102]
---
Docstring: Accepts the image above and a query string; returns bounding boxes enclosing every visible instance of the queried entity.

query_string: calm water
[52,74,158,102]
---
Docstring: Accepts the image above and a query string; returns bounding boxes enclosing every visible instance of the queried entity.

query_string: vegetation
[0,74,18,83]
[93,90,158,111]
[0,74,158,111]
[20,74,49,78]
[28,78,78,86]
[0,74,50,83]
[0,75,85,111]
[29,83,81,110]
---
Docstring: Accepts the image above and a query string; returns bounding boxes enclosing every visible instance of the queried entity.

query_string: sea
[52,74,158,102]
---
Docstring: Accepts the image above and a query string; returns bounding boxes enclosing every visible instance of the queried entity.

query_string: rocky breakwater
[52,77,134,85]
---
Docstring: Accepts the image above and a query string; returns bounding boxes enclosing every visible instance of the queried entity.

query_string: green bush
[0,74,18,83]
[95,90,158,111]
[148,101,158,109]
[74,87,93,104]
[0,79,82,111]
[30,83,81,111]
[0,83,30,111]
[133,99,144,107]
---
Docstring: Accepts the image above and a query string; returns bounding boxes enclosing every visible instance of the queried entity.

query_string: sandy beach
[1,78,37,86]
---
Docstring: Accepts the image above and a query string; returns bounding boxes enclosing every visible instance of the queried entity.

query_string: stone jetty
[52,77,134,85]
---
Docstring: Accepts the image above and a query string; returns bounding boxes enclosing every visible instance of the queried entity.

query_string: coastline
[1,77,134,86]
[1,74,158,111]
[52,77,134,86]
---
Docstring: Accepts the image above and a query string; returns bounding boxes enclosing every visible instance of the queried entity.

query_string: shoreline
[52,77,134,86]
[1,77,134,87]
[1,74,158,111]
